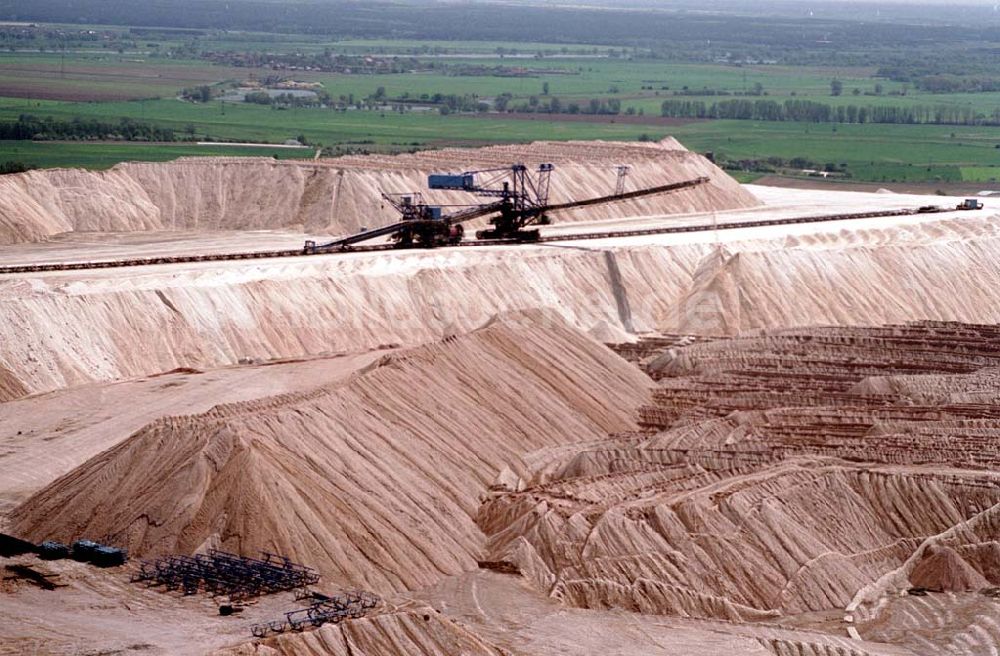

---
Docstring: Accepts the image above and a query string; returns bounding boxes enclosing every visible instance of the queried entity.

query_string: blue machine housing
[428,173,475,191]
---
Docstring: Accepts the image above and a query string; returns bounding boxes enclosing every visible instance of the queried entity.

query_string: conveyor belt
[0,206,936,275]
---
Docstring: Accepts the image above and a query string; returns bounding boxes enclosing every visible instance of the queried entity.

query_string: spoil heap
[0,138,757,245]
[478,322,1000,653]
[9,311,652,593]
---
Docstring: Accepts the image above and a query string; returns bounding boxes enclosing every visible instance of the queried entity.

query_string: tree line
[661,98,1000,126]
[876,64,1000,94]
[495,94,623,115]
[0,115,177,141]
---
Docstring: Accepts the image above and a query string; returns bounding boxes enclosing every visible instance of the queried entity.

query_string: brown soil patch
[909,546,990,593]
[0,62,261,101]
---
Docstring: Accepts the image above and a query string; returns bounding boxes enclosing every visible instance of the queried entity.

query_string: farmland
[3,95,999,184]
[0,2,998,185]
[0,55,253,101]
[0,97,677,149]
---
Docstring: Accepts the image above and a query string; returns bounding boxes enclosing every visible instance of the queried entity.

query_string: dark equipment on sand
[250,589,380,637]
[132,549,319,601]
[304,163,709,252]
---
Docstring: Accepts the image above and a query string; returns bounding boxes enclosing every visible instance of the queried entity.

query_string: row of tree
[661,99,1000,126]
[876,66,1000,94]
[716,154,848,176]
[243,90,332,108]
[0,115,176,141]
[495,94,623,115]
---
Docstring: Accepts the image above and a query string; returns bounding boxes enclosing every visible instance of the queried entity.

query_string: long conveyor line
[0,206,929,275]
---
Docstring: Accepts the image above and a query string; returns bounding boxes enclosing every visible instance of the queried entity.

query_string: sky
[558,0,1000,6]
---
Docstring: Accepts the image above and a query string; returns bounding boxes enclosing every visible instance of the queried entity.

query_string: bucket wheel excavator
[304,164,708,252]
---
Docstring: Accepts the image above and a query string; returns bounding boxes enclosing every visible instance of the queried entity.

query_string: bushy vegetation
[498,95,623,115]
[180,86,216,103]
[0,115,176,141]
[0,159,33,174]
[243,91,331,108]
[713,153,849,177]
[877,62,1000,94]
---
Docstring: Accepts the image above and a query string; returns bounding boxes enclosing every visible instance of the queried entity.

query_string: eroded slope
[478,322,1000,654]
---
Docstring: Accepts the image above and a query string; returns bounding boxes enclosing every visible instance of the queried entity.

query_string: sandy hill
[9,311,652,593]
[0,138,757,245]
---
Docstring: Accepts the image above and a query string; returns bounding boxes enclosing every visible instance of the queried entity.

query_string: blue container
[428,174,474,190]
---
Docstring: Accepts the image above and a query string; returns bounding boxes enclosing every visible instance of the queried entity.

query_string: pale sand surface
[1,143,998,656]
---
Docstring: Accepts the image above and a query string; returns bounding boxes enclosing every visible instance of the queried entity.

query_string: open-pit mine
[1,138,998,656]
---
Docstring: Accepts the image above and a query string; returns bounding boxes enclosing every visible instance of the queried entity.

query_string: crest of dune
[6,213,1000,401]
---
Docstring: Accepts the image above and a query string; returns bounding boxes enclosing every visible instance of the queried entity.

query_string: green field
[960,166,1000,183]
[1,20,999,183]
[0,97,672,149]
[668,121,1000,163]
[7,49,992,113]
[5,105,998,184]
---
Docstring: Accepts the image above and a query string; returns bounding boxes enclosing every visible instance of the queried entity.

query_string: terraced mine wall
[3,213,1000,399]
[0,139,757,245]
[479,322,1000,654]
